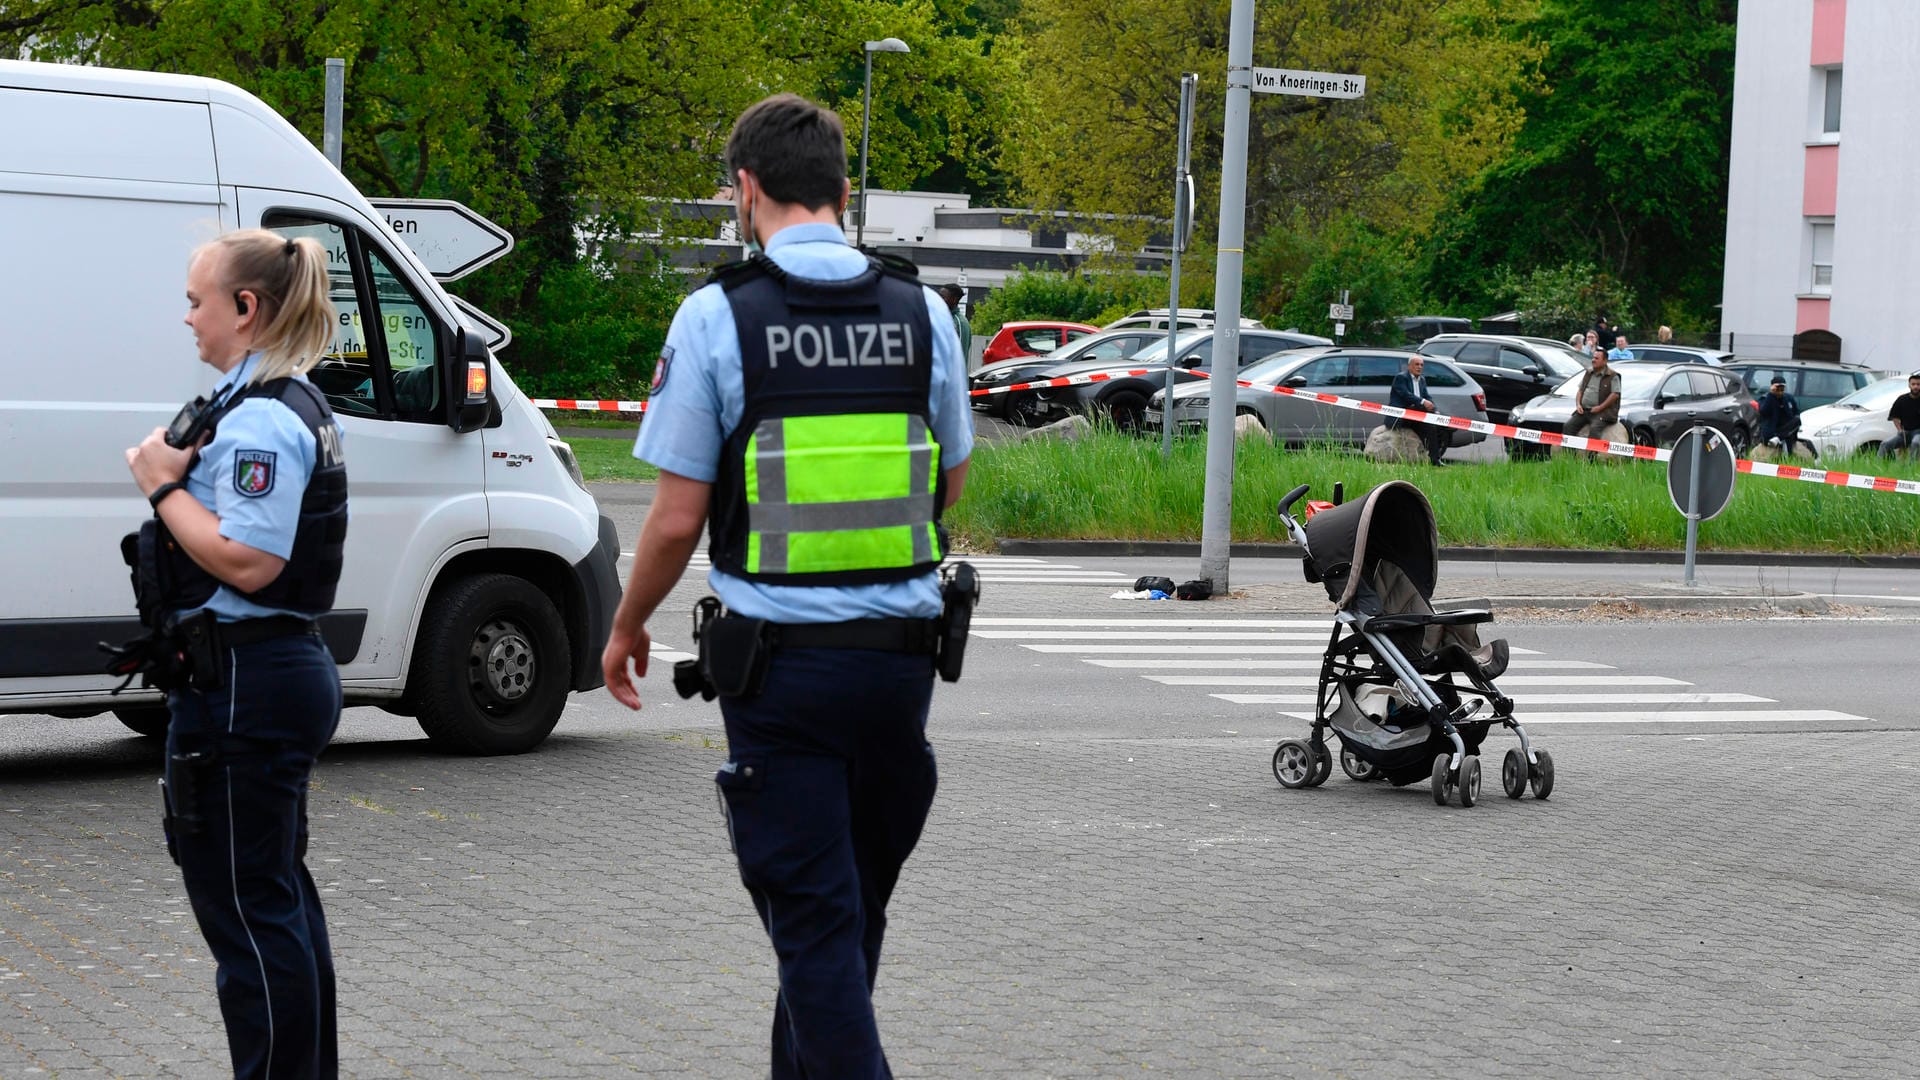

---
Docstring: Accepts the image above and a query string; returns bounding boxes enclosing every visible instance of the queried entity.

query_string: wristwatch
[148,480,189,509]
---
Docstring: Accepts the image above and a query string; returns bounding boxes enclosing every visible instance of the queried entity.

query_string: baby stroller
[1268,480,1554,807]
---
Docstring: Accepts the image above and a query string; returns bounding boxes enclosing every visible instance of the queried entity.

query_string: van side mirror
[447,328,492,434]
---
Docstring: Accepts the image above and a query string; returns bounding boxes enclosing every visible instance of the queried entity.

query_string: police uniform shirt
[179,353,345,622]
[634,222,973,623]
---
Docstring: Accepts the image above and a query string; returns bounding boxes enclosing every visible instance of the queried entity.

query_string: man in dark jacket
[1756,376,1812,458]
[1881,373,1920,457]
[1387,356,1448,465]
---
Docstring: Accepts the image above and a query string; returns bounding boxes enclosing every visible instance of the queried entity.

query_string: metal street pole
[1684,427,1703,587]
[1163,72,1199,461]
[856,38,910,248]
[1198,0,1256,594]
[322,58,345,170]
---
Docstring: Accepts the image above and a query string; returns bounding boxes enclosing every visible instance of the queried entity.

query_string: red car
[981,320,1101,364]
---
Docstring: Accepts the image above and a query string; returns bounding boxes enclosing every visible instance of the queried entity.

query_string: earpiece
[234,292,250,316]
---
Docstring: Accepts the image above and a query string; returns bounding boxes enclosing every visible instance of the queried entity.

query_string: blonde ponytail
[194,229,337,384]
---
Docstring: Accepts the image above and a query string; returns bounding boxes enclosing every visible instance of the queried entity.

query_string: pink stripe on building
[1803,144,1839,216]
[1811,0,1846,66]
[1796,297,1831,333]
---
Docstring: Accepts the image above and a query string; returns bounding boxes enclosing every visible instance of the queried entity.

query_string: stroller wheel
[1455,756,1480,808]
[1430,753,1452,806]
[1339,747,1380,783]
[1272,740,1318,789]
[1502,748,1529,799]
[1306,742,1333,787]
[1529,749,1556,800]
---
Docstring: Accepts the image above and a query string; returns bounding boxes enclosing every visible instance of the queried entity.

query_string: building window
[1822,67,1843,134]
[1810,222,1834,294]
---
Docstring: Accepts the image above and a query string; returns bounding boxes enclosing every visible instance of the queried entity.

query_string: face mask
[740,181,762,257]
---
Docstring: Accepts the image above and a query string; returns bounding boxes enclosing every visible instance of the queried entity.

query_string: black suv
[1725,360,1898,409]
[1417,334,1589,425]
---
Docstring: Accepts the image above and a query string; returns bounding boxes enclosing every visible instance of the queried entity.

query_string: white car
[1804,377,1910,458]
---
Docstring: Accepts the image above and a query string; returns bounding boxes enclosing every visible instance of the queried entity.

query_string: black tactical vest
[142,378,348,620]
[707,253,946,586]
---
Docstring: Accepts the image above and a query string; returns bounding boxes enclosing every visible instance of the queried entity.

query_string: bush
[1248,212,1431,344]
[968,268,1174,335]
[492,262,688,400]
[1491,262,1639,342]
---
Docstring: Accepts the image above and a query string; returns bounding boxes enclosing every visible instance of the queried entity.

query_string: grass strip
[567,435,660,482]
[946,431,1920,556]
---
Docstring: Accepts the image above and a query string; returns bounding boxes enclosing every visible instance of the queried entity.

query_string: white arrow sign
[368,198,514,281]
[1250,68,1366,99]
[451,295,513,352]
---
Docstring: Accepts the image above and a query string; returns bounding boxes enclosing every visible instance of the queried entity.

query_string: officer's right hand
[601,624,651,710]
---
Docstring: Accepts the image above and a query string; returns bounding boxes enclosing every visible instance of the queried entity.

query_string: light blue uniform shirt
[634,223,973,622]
[179,354,343,622]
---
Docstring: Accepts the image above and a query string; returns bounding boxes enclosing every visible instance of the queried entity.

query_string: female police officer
[124,228,348,1079]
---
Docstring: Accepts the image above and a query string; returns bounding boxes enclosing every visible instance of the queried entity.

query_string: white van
[0,60,622,754]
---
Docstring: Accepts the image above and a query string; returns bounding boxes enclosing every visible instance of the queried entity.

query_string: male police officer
[600,94,972,1078]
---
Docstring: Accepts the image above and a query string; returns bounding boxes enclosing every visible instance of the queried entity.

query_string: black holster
[160,747,212,857]
[936,562,980,683]
[672,598,775,701]
[672,598,722,701]
[101,610,225,694]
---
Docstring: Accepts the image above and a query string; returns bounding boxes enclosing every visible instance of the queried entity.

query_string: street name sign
[1250,68,1366,99]
[368,198,514,281]
[451,295,513,352]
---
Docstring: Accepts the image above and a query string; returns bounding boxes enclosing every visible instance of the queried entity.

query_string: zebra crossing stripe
[1145,674,1690,687]
[975,630,1338,641]
[1210,692,1768,706]
[1081,658,1604,670]
[974,618,1334,628]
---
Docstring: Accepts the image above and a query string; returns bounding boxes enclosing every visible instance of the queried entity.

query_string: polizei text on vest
[765,323,917,368]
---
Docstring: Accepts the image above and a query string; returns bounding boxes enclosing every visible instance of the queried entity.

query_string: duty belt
[215,615,321,647]
[772,617,940,655]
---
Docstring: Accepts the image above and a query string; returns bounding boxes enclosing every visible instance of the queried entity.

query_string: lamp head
[865,38,910,53]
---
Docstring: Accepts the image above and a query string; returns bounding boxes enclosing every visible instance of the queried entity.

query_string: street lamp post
[858,37,910,247]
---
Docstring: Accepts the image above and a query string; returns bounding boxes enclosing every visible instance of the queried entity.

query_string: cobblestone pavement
[5,705,1919,1077]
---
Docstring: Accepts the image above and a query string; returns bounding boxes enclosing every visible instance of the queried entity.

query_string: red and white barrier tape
[967,367,1174,399]
[1235,380,1920,496]
[532,398,648,412]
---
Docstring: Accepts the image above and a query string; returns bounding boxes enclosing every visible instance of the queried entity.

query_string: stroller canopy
[1301,480,1439,609]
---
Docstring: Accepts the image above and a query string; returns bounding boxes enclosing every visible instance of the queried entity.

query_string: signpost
[1198,35,1366,593]
[451,295,513,352]
[1667,426,1737,586]
[367,198,515,281]
[1163,72,1199,460]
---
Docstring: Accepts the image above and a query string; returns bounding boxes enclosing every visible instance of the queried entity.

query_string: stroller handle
[1277,484,1312,518]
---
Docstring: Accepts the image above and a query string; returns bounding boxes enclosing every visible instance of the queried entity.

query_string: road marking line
[1271,709,1871,724]
[1212,692,1769,706]
[973,618,1333,628]
[975,630,1338,641]
[1145,674,1690,686]
[1021,644,1342,654]
[1078,658,1610,670]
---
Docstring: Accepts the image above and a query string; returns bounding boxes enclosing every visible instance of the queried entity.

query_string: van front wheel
[411,573,571,755]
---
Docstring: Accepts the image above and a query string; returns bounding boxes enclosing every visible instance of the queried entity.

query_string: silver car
[1147,348,1488,446]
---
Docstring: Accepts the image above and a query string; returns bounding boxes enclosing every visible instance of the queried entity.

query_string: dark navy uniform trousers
[715,646,939,1080]
[166,633,342,1080]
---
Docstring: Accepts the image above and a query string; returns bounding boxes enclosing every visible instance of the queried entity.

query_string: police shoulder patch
[234,450,277,497]
[651,345,675,394]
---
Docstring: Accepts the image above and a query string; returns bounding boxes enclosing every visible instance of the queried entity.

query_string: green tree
[1008,0,1542,249]
[1490,261,1637,342]
[1424,0,1737,333]
[1248,212,1426,341]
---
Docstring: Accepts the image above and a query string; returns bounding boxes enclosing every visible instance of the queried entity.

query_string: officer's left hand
[126,427,198,497]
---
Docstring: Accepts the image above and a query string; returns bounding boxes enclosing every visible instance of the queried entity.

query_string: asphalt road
[6,535,1920,1076]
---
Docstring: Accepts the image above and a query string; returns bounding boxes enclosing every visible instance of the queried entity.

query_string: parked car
[1018,328,1330,430]
[980,320,1100,364]
[1395,315,1474,343]
[1417,334,1587,425]
[1507,363,1758,454]
[1102,307,1266,332]
[969,329,1164,421]
[1150,348,1488,449]
[1629,344,1733,366]
[1803,376,1913,458]
[1725,359,1895,409]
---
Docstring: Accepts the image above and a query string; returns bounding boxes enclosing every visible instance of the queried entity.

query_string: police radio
[164,386,236,450]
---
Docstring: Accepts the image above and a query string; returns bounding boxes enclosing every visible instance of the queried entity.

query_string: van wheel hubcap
[470,618,536,705]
